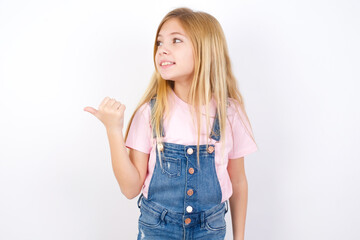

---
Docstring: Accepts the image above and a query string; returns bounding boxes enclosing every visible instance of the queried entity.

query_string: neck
[173,82,191,104]
[173,83,212,106]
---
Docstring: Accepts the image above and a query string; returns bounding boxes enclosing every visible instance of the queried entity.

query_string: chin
[160,74,175,81]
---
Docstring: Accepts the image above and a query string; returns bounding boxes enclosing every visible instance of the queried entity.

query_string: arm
[107,129,149,199]
[84,97,149,200]
[227,157,248,240]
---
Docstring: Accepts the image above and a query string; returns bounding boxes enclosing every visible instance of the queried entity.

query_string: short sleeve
[228,103,258,159]
[125,103,153,154]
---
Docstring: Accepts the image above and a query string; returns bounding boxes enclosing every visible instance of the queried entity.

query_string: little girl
[84,7,258,240]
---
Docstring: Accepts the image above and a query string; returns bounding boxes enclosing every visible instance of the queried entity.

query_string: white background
[0,0,359,239]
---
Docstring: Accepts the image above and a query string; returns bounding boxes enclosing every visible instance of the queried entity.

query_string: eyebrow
[157,32,185,38]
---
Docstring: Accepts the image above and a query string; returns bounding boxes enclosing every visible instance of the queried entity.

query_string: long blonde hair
[125,7,258,167]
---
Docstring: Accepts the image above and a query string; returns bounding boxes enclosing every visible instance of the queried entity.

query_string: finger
[105,98,116,108]
[99,97,111,109]
[110,99,121,109]
[118,104,126,112]
[114,102,122,110]
[112,99,123,107]
[83,106,98,115]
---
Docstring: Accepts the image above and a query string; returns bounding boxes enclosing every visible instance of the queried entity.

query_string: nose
[159,48,168,55]
[158,45,169,55]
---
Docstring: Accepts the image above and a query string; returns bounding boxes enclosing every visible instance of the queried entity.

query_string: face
[155,18,195,85]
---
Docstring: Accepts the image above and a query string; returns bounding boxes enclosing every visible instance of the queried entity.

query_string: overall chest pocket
[161,156,181,178]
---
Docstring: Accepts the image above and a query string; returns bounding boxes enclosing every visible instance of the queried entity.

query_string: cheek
[185,52,195,71]
[154,54,160,69]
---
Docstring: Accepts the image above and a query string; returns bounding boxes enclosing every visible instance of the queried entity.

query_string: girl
[84,7,258,240]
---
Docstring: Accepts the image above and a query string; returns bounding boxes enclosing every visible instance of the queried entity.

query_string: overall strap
[150,97,165,138]
[209,100,230,142]
[209,109,221,141]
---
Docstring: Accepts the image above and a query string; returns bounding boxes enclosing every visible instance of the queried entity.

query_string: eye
[156,38,182,47]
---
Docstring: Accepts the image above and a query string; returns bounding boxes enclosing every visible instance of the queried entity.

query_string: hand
[84,97,126,131]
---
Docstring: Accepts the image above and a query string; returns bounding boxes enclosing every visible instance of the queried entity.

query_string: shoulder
[136,102,151,115]
[226,97,250,130]
[132,102,152,124]
[226,98,242,117]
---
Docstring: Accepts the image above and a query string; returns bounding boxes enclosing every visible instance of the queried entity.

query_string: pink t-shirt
[125,89,258,203]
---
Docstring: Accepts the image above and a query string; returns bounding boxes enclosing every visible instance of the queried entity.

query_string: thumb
[83,106,98,116]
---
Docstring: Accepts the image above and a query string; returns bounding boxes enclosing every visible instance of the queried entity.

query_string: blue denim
[137,193,228,240]
[136,97,229,239]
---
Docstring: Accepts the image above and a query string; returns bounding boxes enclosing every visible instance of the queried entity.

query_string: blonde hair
[125,7,258,168]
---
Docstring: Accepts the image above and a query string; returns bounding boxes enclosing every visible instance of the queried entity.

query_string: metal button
[157,143,164,152]
[207,146,214,154]
[187,148,193,155]
[187,189,193,196]
[186,206,193,213]
[185,218,191,224]
[188,168,194,174]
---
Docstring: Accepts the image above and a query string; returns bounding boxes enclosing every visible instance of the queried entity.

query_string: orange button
[185,218,191,224]
[187,189,193,196]
[188,168,194,174]
[207,146,214,153]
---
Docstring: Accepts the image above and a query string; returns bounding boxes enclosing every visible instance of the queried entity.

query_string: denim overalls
[136,98,229,240]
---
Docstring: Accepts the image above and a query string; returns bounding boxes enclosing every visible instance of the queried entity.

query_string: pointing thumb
[83,106,98,116]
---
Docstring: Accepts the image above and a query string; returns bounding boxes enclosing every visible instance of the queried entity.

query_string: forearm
[229,178,248,240]
[106,129,141,199]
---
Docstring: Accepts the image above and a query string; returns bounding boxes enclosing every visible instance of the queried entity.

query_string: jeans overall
[136,98,229,240]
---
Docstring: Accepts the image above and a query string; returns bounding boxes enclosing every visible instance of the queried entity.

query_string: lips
[159,60,176,67]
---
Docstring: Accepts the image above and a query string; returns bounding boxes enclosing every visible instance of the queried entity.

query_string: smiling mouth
[160,63,175,70]
[160,61,176,66]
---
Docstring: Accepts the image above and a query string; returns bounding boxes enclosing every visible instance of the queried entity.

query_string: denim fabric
[147,142,222,212]
[137,193,228,240]
[149,97,165,138]
[136,98,229,239]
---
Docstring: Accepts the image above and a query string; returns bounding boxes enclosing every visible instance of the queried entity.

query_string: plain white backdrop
[0,0,359,239]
